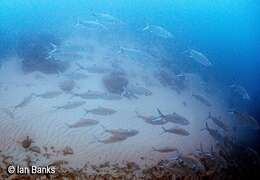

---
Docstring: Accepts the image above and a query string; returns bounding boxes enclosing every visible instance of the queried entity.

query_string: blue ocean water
[0,0,260,178]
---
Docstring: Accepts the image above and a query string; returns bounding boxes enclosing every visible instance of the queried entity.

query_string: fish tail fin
[160,127,167,135]
[142,23,149,31]
[156,108,164,117]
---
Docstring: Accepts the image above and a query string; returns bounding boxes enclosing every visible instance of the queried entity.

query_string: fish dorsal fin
[156,108,165,117]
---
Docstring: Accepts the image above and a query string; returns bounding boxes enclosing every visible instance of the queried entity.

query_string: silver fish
[192,94,211,107]
[142,24,174,39]
[35,91,62,99]
[73,90,105,99]
[136,111,167,125]
[54,101,86,110]
[157,109,190,125]
[207,112,228,131]
[84,106,116,116]
[101,125,139,138]
[189,49,212,67]
[92,13,124,25]
[76,19,108,31]
[202,122,225,143]
[75,63,111,74]
[152,146,178,153]
[162,126,190,136]
[230,84,250,100]
[96,134,128,144]
[14,93,34,111]
[66,118,99,128]
[101,93,123,100]
[229,111,259,129]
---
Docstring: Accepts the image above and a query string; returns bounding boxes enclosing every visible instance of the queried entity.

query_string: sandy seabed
[0,36,238,179]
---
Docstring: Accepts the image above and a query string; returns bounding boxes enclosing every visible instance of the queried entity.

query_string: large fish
[34,91,62,99]
[157,109,190,125]
[101,93,122,100]
[75,63,111,74]
[66,118,99,128]
[161,126,190,136]
[142,24,174,39]
[229,111,259,129]
[73,90,105,99]
[202,122,226,143]
[92,13,124,25]
[54,101,86,110]
[101,125,139,138]
[76,19,108,31]
[230,84,250,100]
[14,93,34,111]
[84,106,117,116]
[207,112,228,131]
[152,146,178,153]
[188,49,212,67]
[136,111,168,125]
[192,94,212,107]
[96,134,128,144]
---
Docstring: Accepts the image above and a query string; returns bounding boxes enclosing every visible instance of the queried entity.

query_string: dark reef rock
[16,33,68,74]
[102,71,128,95]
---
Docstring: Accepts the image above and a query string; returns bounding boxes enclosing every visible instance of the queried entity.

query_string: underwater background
[0,0,260,179]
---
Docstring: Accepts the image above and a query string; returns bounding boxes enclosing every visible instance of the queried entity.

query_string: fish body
[207,113,228,131]
[74,90,104,99]
[67,118,99,128]
[136,111,167,125]
[230,84,250,100]
[98,135,128,144]
[157,109,190,125]
[101,93,122,100]
[14,93,34,111]
[101,125,139,137]
[55,101,86,110]
[162,126,190,136]
[92,13,124,25]
[143,25,173,39]
[189,49,212,67]
[77,20,108,31]
[35,91,62,99]
[192,94,211,107]
[230,111,259,129]
[203,122,225,143]
[152,146,178,153]
[85,106,116,116]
